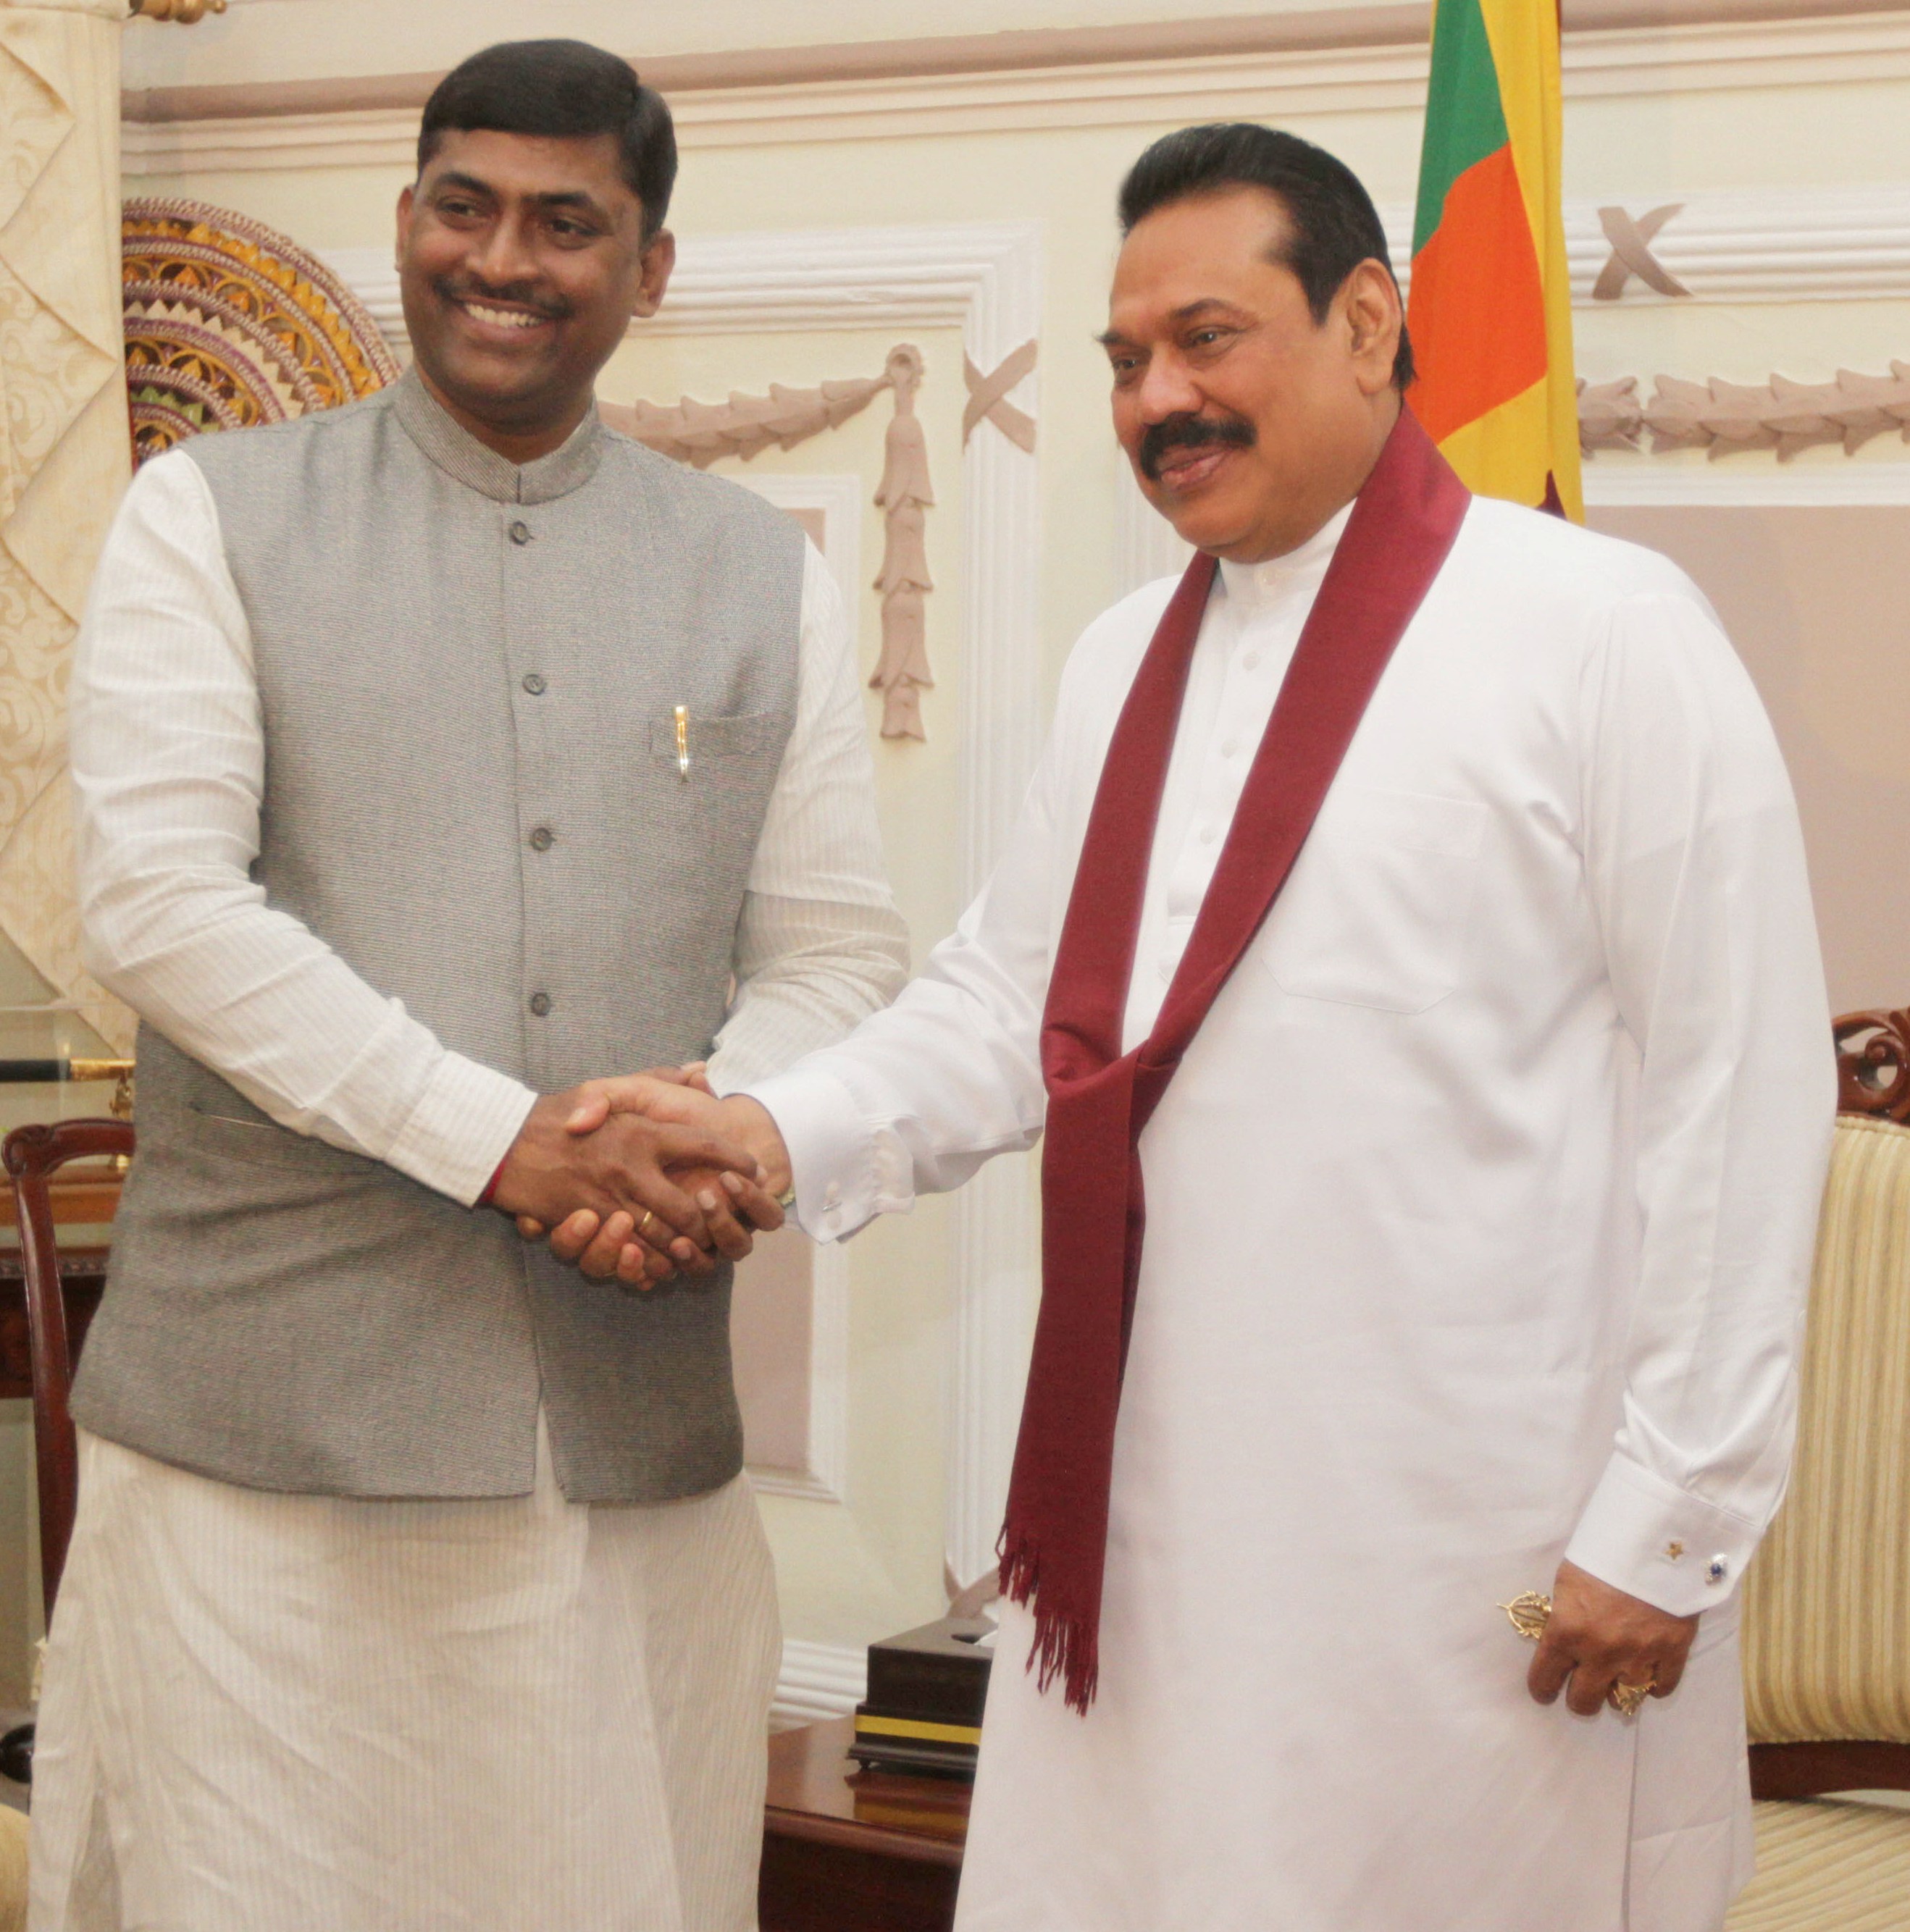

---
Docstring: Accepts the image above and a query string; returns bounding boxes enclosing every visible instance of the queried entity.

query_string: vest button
[528,992,552,1017]
[529,826,553,852]
[522,673,546,695]
[509,520,532,545]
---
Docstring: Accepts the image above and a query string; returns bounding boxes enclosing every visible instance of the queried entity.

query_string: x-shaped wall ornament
[963,340,1039,452]
[1592,205,1692,301]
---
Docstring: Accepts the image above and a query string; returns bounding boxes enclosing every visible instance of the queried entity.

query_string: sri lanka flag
[1407,0,1582,520]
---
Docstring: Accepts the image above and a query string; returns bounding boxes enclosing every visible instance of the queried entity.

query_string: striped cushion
[1743,1117,1910,1746]
[1725,1800,1910,1931]
[0,1805,20,1932]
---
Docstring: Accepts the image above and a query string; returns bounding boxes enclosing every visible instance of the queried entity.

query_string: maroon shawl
[1000,408,1471,1710]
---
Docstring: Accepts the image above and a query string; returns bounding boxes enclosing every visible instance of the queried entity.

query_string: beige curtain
[0,0,132,1050]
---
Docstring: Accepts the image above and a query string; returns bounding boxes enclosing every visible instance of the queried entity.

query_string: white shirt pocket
[1252,786,1488,1014]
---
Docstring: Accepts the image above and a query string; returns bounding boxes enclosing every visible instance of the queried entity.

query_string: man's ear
[630,227,676,322]
[394,182,416,273]
[1342,259,1403,398]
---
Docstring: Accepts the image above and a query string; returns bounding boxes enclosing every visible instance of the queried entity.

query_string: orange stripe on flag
[1406,144,1549,448]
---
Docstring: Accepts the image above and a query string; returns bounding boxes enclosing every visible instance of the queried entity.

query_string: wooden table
[761,1718,970,1932]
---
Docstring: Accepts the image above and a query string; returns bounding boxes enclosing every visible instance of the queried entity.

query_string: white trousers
[28,1422,780,1932]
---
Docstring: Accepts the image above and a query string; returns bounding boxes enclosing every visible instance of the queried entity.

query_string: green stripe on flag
[1412,0,1512,255]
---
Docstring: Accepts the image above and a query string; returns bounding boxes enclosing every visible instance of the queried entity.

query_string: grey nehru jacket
[71,369,805,1504]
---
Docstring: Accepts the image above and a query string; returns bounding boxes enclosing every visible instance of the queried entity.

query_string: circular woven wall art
[122,196,400,465]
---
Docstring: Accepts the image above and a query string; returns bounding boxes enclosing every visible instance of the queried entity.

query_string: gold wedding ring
[1608,1679,1654,1718]
[636,1209,659,1243]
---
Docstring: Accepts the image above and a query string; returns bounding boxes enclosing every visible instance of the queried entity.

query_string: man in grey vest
[38,40,906,1932]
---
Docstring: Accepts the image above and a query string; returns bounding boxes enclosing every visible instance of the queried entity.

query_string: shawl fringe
[1000,1529,1100,1714]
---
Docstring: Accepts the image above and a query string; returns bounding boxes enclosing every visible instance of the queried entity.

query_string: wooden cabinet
[761,1718,968,1932]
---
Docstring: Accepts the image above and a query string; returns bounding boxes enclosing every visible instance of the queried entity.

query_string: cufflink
[1706,1555,1729,1585]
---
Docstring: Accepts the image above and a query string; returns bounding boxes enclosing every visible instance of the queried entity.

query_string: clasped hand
[491,1070,792,1287]
[492,1069,795,1288]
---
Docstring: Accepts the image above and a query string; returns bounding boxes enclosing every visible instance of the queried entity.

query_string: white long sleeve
[1561,588,1836,1612]
[72,450,904,1205]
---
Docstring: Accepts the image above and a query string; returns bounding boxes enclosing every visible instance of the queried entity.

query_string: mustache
[1139,411,1256,482]
[434,275,571,322]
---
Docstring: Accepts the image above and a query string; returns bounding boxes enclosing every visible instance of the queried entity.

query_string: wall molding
[1581,459,1910,503]
[324,224,1047,344]
[947,228,1045,1595]
[747,1240,852,1507]
[1115,460,1193,601]
[327,179,1910,362]
[736,472,866,613]
[773,1637,866,1730]
[121,10,1910,172]
[1393,185,1910,305]
[1580,364,1910,458]
[118,3,1910,123]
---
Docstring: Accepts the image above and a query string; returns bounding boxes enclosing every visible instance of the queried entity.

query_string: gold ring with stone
[1608,1679,1654,1718]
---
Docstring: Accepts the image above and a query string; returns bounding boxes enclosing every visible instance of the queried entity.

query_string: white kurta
[35,445,909,1932]
[31,1424,779,1932]
[749,497,1836,1932]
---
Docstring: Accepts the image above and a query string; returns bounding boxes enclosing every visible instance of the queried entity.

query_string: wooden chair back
[1745,1009,1910,1800]
[4,1119,135,1618]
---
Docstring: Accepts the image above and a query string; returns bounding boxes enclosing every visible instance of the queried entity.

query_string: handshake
[489,1068,796,1288]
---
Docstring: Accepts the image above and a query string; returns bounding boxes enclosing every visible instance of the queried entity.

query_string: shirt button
[509,520,532,545]
[824,1182,842,1210]
[1199,825,1218,844]
[528,991,552,1017]
[1242,652,1262,671]
[522,673,546,695]
[1221,740,1240,758]
[1706,1555,1729,1585]
[1157,957,1173,980]
[529,826,554,852]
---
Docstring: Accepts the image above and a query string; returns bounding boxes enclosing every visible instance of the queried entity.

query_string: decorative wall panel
[122,196,397,463]
[0,0,133,1052]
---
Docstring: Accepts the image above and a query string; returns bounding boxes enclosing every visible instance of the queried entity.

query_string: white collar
[1215,500,1354,613]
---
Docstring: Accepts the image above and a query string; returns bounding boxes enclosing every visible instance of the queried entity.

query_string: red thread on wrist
[477,1157,506,1209]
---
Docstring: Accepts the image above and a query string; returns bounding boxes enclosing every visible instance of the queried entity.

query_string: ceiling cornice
[120,1,1910,124]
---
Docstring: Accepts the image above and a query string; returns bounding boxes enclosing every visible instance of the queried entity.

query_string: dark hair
[418,40,677,239]
[1118,123,1413,390]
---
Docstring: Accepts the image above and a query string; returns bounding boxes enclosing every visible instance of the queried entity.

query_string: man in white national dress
[542,125,1834,1931]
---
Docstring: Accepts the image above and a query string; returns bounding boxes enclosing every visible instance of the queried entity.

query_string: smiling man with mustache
[556,124,1833,1931]
[38,38,906,1932]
